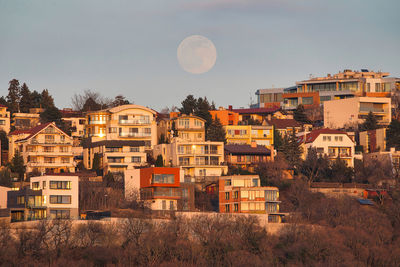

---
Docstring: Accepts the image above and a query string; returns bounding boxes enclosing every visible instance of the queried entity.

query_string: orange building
[219,175,283,222]
[210,108,239,126]
[224,143,272,172]
[124,167,194,211]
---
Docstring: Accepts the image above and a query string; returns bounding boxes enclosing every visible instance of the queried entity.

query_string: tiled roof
[224,144,271,155]
[297,128,349,144]
[266,119,302,129]
[12,122,70,142]
[231,107,280,114]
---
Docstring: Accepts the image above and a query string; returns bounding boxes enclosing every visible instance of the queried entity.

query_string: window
[265,190,278,201]
[323,136,331,142]
[234,191,239,199]
[152,174,175,184]
[61,157,70,163]
[225,204,230,212]
[194,120,203,127]
[225,179,231,186]
[43,181,46,189]
[225,192,230,200]
[17,196,25,205]
[234,203,239,212]
[106,147,121,152]
[178,146,184,154]
[43,147,54,153]
[179,118,189,128]
[44,157,55,163]
[45,135,55,143]
[50,210,70,219]
[60,147,69,152]
[144,128,151,134]
[0,120,5,125]
[130,147,140,152]
[169,201,174,210]
[252,178,259,187]
[302,97,313,105]
[131,156,141,163]
[162,200,166,210]
[316,147,324,153]
[32,182,40,190]
[60,135,65,142]
[50,195,71,204]
[109,127,117,133]
[49,181,71,190]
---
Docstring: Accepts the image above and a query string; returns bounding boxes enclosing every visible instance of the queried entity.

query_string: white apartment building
[30,175,79,219]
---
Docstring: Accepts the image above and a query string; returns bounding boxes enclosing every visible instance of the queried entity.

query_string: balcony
[89,120,107,125]
[141,187,181,199]
[30,140,72,145]
[119,119,150,125]
[179,161,226,167]
[28,162,75,167]
[359,107,387,113]
[119,132,151,138]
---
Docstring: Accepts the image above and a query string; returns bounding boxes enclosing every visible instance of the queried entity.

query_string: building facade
[224,143,272,171]
[324,97,391,129]
[359,128,386,153]
[225,125,274,148]
[9,122,75,174]
[218,175,283,222]
[0,105,10,134]
[298,129,355,167]
[210,108,240,126]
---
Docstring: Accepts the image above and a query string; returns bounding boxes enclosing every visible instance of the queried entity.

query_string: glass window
[131,156,141,163]
[50,210,70,219]
[225,192,230,200]
[49,195,71,204]
[234,203,239,212]
[49,181,71,190]
[225,179,231,186]
[152,174,175,184]
[32,182,40,190]
[302,97,314,105]
[234,191,239,199]
[225,204,230,212]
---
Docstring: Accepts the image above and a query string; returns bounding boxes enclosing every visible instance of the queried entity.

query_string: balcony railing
[119,132,151,137]
[89,120,107,125]
[359,107,387,113]
[119,119,150,125]
[30,140,72,145]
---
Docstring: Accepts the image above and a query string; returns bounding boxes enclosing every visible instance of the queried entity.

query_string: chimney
[250,141,257,148]
[228,105,232,111]
[267,114,272,121]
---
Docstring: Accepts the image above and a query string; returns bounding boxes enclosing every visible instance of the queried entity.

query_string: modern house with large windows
[7,175,79,221]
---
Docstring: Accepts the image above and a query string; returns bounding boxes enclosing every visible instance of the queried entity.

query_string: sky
[0,0,399,111]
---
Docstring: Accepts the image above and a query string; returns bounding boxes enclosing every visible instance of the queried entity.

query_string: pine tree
[0,130,9,151]
[19,83,32,113]
[112,95,130,107]
[360,111,378,131]
[282,130,303,169]
[155,155,164,167]
[6,79,21,113]
[92,153,101,174]
[179,95,197,115]
[9,150,26,181]
[206,118,226,142]
[30,90,42,108]
[40,89,55,109]
[273,128,284,152]
[387,120,400,149]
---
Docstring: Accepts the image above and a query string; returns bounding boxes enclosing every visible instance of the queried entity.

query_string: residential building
[8,175,79,221]
[359,128,386,153]
[0,105,10,133]
[218,175,283,222]
[324,97,391,129]
[224,143,272,171]
[255,88,284,109]
[231,106,280,123]
[225,125,274,148]
[124,167,193,211]
[364,148,400,177]
[310,182,369,198]
[8,122,75,174]
[210,107,239,126]
[61,108,86,166]
[83,140,147,173]
[282,69,397,110]
[0,186,11,209]
[265,118,303,137]
[170,114,206,142]
[298,128,355,167]
[154,141,227,181]
[85,104,157,149]
[12,111,41,130]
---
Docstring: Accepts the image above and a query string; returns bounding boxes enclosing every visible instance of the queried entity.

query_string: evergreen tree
[9,150,26,181]
[6,79,21,113]
[0,168,12,187]
[155,155,164,167]
[294,104,310,124]
[206,118,226,142]
[40,106,63,127]
[0,96,7,106]
[273,128,284,152]
[0,130,9,151]
[300,148,330,184]
[360,111,378,131]
[282,131,303,169]
[40,89,55,109]
[19,83,32,113]
[195,97,213,128]
[82,97,102,112]
[92,153,101,174]
[387,120,400,150]
[179,95,197,115]
[30,90,42,108]
[329,157,354,183]
[112,95,130,107]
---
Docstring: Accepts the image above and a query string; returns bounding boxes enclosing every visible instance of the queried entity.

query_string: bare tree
[71,89,112,111]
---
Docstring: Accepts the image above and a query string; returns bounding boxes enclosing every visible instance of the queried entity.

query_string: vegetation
[8,151,26,181]
[293,104,310,124]
[387,120,400,150]
[206,117,226,142]
[359,111,379,131]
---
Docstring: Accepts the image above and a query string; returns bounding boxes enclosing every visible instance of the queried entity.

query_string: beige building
[359,128,386,153]
[298,128,355,167]
[83,140,147,173]
[0,105,10,134]
[324,97,391,129]
[12,108,43,130]
[9,122,75,174]
[225,125,274,148]
[170,115,206,142]
[83,104,157,173]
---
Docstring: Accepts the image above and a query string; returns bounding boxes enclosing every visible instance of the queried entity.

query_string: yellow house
[170,115,206,142]
[9,122,75,174]
[0,105,10,133]
[225,125,274,148]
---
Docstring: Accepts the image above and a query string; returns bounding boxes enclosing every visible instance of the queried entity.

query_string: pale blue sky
[0,0,399,111]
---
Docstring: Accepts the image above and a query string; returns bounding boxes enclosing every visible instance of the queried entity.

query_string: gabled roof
[13,122,71,142]
[265,119,302,129]
[231,107,280,115]
[224,144,271,155]
[297,128,350,144]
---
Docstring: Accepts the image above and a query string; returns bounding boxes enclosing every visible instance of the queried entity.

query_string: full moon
[177,35,217,74]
